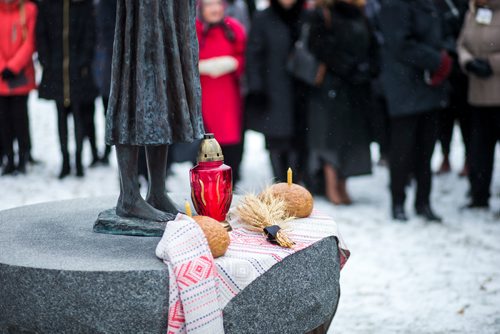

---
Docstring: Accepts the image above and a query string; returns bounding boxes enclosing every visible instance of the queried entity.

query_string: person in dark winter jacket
[94,0,116,165]
[245,0,307,182]
[36,0,99,179]
[435,0,471,176]
[379,0,452,222]
[0,0,37,175]
[307,0,378,205]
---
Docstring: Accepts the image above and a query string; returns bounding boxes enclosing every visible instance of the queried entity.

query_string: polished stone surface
[0,197,340,334]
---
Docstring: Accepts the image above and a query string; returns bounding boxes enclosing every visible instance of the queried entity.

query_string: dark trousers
[0,95,30,166]
[266,137,300,183]
[469,107,500,204]
[221,144,242,184]
[390,111,438,207]
[371,94,391,158]
[56,102,85,168]
[81,101,99,161]
[438,89,471,158]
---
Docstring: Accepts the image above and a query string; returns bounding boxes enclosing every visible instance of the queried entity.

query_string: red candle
[190,134,233,223]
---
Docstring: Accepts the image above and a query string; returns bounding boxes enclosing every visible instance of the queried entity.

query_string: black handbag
[286,24,320,86]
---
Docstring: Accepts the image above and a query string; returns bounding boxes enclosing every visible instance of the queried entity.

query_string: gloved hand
[428,51,453,86]
[465,58,493,79]
[246,91,269,112]
[1,68,16,80]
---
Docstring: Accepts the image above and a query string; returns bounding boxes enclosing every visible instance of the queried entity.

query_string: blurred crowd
[0,0,499,220]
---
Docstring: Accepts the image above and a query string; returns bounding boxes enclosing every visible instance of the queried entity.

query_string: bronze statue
[105,0,204,222]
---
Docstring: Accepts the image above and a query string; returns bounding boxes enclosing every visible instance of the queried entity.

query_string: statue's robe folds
[106,0,205,146]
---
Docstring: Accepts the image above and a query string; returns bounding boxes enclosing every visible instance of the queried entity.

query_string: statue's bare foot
[146,192,178,215]
[116,196,172,222]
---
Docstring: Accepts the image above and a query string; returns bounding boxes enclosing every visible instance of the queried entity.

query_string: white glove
[199,56,238,78]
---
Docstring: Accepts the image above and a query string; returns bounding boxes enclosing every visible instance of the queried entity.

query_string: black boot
[392,204,408,222]
[17,153,28,174]
[101,145,111,165]
[416,205,442,222]
[2,154,16,176]
[59,153,71,179]
[464,200,489,209]
[76,156,84,177]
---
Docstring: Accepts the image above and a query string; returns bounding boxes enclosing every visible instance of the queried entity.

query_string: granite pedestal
[0,197,340,334]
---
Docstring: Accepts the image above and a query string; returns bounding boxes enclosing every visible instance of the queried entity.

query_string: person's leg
[469,107,497,207]
[390,114,418,220]
[0,96,15,175]
[414,111,441,221]
[72,104,86,177]
[82,101,100,166]
[269,150,287,182]
[437,107,454,174]
[102,97,112,163]
[221,144,241,186]
[115,144,172,221]
[56,103,71,178]
[338,177,351,205]
[145,145,177,216]
[372,95,391,163]
[415,111,439,207]
[457,101,472,177]
[323,163,343,205]
[11,95,30,173]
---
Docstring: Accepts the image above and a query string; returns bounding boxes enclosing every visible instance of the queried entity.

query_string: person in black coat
[246,0,307,182]
[307,0,378,205]
[379,0,452,221]
[434,0,470,176]
[36,0,99,178]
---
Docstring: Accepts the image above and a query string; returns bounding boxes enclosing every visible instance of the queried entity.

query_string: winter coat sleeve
[456,11,474,70]
[35,2,49,68]
[245,12,266,93]
[379,0,442,72]
[6,4,37,74]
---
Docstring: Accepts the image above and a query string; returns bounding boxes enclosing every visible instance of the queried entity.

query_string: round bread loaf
[192,215,230,258]
[267,183,314,218]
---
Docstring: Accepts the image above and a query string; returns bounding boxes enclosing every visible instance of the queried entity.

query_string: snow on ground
[1,93,499,333]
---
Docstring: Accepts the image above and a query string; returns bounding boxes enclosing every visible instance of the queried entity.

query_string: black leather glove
[246,92,269,112]
[1,68,16,80]
[465,59,493,79]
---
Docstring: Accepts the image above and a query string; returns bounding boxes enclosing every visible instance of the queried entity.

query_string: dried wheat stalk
[235,188,296,248]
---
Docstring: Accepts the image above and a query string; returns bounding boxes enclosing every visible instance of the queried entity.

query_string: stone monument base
[0,197,340,334]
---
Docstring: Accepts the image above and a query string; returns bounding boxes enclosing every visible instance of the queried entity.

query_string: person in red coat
[197,0,246,183]
[0,0,37,175]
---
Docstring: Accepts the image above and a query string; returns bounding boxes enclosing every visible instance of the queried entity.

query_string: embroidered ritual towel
[155,214,224,334]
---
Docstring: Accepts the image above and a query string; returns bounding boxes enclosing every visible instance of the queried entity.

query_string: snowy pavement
[1,94,499,333]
